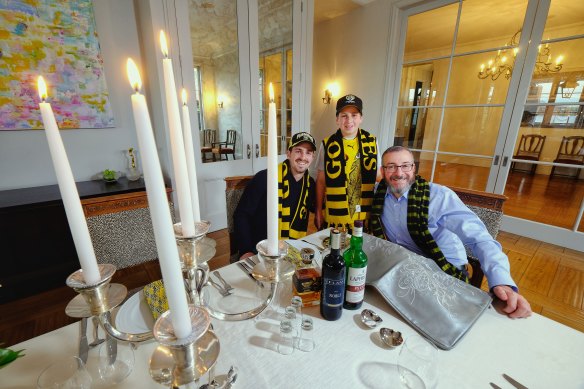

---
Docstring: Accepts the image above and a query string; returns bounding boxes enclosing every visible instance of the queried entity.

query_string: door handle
[255,144,259,158]
[493,155,500,166]
[502,156,509,167]
[247,144,251,159]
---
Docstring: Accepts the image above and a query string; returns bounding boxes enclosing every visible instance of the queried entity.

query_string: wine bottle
[320,229,346,321]
[343,220,368,310]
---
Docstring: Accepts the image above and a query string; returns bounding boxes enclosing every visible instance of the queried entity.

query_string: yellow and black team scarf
[370,177,469,283]
[323,129,377,229]
[278,160,311,239]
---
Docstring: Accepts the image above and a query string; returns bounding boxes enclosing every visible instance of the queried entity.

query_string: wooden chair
[200,129,216,162]
[550,136,584,179]
[225,175,253,262]
[449,186,508,288]
[212,129,237,161]
[510,134,546,175]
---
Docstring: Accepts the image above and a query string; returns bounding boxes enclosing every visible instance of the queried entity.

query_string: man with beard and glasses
[314,94,381,232]
[234,132,316,260]
[369,146,532,318]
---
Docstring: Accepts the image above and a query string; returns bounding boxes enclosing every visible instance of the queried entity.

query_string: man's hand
[492,285,532,318]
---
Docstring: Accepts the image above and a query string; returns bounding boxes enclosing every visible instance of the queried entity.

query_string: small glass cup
[37,356,92,389]
[398,334,438,389]
[284,305,299,337]
[277,319,295,355]
[297,317,315,352]
[97,340,135,386]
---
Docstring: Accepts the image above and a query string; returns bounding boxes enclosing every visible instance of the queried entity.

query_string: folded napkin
[363,234,492,350]
[143,280,168,320]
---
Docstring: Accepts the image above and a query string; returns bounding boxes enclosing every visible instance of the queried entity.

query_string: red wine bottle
[320,229,346,321]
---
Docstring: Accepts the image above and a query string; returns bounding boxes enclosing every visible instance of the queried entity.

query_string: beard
[387,174,416,196]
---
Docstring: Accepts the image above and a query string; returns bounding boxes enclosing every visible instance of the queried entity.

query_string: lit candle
[555,55,563,65]
[37,77,101,285]
[480,64,485,73]
[267,83,278,255]
[127,59,191,339]
[181,89,201,222]
[160,30,195,237]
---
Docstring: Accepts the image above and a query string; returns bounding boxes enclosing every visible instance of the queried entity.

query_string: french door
[392,0,584,250]
[157,0,311,230]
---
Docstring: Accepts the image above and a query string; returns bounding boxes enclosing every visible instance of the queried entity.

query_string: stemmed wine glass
[397,334,438,389]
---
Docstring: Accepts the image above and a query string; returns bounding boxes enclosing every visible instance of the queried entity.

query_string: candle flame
[126,58,142,92]
[160,30,168,58]
[181,88,187,105]
[269,83,274,103]
[37,76,48,101]
[555,55,563,65]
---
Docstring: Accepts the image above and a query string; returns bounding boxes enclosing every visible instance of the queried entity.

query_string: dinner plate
[114,290,155,334]
[115,288,211,333]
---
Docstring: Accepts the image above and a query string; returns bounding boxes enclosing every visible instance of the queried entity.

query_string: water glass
[97,340,135,386]
[37,356,92,389]
[291,296,303,320]
[397,334,438,389]
[297,317,315,352]
[277,319,295,355]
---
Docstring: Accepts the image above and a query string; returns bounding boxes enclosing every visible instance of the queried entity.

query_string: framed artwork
[0,0,115,130]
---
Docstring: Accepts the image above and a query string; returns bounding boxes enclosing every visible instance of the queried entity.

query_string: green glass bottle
[343,220,368,310]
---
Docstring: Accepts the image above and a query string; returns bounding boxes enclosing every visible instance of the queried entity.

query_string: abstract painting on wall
[0,0,115,130]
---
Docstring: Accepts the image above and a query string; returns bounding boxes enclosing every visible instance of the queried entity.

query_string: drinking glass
[397,334,438,389]
[297,317,315,352]
[277,319,294,355]
[284,305,299,337]
[97,340,135,386]
[37,356,92,389]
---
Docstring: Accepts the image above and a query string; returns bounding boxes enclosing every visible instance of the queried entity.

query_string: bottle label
[345,266,367,303]
[323,277,345,307]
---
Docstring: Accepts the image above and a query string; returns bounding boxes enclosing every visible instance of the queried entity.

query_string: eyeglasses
[382,163,415,172]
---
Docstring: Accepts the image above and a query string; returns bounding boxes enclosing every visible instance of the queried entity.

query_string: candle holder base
[149,305,218,387]
[65,283,127,318]
[253,240,294,283]
[174,221,215,269]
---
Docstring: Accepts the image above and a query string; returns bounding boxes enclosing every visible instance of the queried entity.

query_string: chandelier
[478,29,563,81]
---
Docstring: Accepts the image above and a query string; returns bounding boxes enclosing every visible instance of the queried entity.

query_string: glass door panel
[455,0,527,55]
[394,107,441,150]
[403,3,458,63]
[504,28,584,231]
[187,0,243,163]
[258,0,293,157]
[398,61,448,107]
[447,53,512,105]
[440,107,503,156]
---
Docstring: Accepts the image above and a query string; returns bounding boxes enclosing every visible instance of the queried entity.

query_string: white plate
[115,290,155,334]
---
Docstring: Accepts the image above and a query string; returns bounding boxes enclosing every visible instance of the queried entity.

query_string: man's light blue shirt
[380,182,516,290]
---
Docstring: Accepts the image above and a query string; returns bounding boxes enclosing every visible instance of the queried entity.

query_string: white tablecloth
[2,231,584,389]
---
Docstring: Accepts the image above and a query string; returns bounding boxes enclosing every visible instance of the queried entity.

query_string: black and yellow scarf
[278,160,311,239]
[370,177,469,282]
[323,129,377,228]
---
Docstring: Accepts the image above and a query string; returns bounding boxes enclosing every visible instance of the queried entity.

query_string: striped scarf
[278,160,311,239]
[323,129,377,229]
[371,177,469,282]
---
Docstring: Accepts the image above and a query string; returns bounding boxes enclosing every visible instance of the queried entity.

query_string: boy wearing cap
[315,94,381,231]
[234,132,316,260]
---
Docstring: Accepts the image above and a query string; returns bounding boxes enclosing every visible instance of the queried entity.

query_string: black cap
[288,132,316,151]
[336,94,363,116]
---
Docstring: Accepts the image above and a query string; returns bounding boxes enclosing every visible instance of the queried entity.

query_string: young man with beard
[370,146,532,318]
[234,132,316,260]
[314,94,381,231]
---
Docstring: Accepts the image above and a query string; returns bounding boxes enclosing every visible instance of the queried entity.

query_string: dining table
[2,229,583,389]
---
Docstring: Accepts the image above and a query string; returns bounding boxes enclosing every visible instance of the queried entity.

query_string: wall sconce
[217,95,224,109]
[322,82,340,104]
[322,89,332,104]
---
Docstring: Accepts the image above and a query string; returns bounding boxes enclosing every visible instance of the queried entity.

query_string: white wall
[310,0,392,149]
[0,0,143,190]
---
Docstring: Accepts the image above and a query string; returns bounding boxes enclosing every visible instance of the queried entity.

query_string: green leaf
[0,347,25,367]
